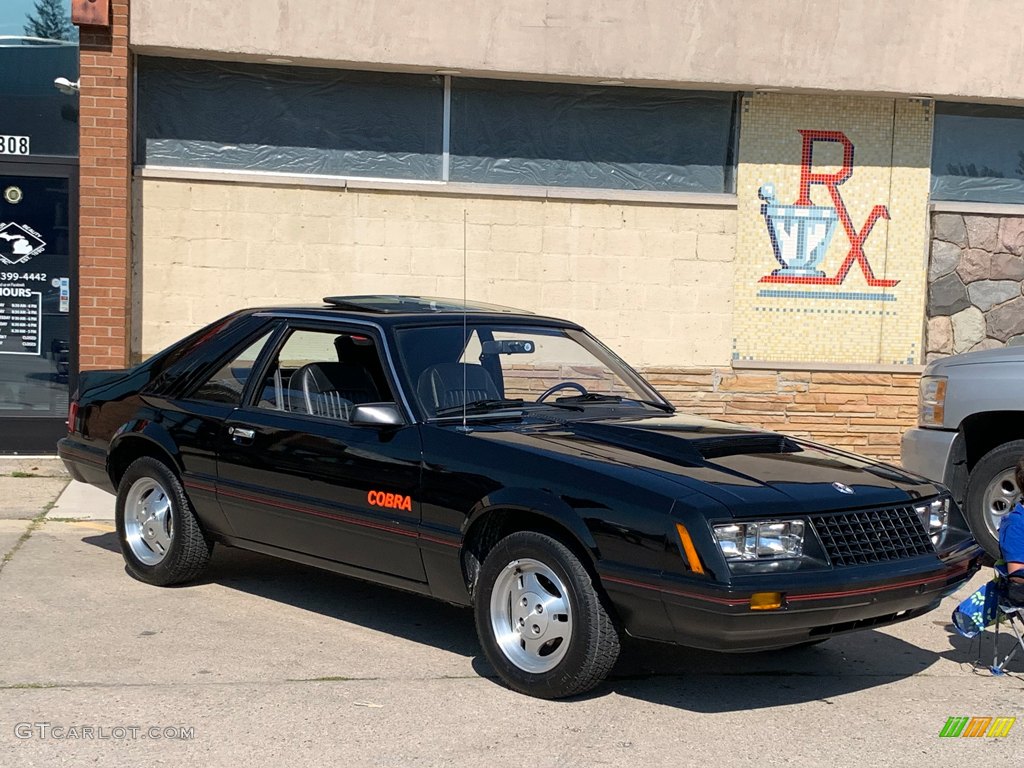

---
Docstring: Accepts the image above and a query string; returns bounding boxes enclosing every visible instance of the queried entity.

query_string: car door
[215,322,426,582]
[145,317,279,538]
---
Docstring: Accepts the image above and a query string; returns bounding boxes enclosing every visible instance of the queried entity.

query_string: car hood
[485,412,937,516]
[925,345,1024,374]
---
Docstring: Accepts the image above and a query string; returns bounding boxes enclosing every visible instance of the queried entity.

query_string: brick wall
[645,367,921,462]
[77,1,132,369]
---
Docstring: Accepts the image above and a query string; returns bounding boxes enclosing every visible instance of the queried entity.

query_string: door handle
[228,426,255,442]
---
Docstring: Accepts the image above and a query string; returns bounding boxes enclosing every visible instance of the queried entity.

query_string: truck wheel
[115,457,213,586]
[474,531,620,699]
[965,440,1024,558]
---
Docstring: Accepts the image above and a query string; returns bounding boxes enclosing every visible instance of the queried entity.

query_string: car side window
[254,329,394,422]
[190,330,275,405]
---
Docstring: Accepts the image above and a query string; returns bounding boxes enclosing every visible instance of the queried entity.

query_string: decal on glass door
[0,223,47,355]
[0,222,46,266]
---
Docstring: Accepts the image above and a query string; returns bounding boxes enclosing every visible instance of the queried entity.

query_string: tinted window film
[190,330,274,405]
[0,42,79,157]
[931,102,1024,203]
[137,57,444,180]
[450,79,736,192]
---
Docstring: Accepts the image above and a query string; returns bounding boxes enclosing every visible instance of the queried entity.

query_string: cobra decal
[367,490,413,512]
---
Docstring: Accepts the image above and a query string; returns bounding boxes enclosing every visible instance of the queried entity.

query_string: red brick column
[76,0,132,369]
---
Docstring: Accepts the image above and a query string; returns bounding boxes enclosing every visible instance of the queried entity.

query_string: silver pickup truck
[901,346,1023,557]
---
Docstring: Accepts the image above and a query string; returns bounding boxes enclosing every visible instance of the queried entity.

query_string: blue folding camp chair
[953,566,1024,675]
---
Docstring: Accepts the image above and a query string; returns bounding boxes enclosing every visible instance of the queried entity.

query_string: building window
[136,57,738,195]
[449,79,736,193]
[931,102,1024,204]
[137,58,444,180]
[0,39,79,157]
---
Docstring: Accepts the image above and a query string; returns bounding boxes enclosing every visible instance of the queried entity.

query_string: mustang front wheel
[475,531,620,698]
[115,457,212,586]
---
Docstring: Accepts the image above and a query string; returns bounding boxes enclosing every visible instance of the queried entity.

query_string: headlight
[919,376,947,427]
[914,498,949,543]
[713,520,805,572]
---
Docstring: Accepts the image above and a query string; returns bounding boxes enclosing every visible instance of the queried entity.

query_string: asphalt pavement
[1,467,1022,767]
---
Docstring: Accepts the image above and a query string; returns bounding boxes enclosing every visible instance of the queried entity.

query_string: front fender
[464,487,600,557]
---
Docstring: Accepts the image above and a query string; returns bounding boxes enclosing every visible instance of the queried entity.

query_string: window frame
[239,319,411,427]
[178,322,283,407]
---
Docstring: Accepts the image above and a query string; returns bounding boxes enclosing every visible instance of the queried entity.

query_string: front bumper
[900,427,957,485]
[606,550,983,651]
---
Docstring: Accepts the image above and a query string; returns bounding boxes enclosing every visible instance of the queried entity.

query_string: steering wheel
[536,382,588,402]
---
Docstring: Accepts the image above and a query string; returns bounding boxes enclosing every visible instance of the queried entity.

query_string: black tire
[115,457,213,586]
[474,531,620,699]
[965,440,1024,558]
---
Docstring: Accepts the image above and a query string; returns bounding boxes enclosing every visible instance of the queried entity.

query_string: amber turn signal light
[675,523,705,575]
[749,592,784,610]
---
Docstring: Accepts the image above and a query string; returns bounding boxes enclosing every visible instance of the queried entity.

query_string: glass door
[0,168,76,454]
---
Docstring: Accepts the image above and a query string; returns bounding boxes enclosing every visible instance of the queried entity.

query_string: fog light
[750,592,783,611]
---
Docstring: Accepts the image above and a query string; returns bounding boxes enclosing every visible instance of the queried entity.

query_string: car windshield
[394,323,670,418]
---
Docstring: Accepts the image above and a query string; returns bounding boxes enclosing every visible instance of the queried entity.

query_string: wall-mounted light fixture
[54,77,80,95]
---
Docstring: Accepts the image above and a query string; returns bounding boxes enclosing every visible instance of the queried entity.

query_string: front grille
[811,506,935,566]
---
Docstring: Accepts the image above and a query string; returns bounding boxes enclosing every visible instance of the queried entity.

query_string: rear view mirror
[481,339,535,355]
[349,403,403,427]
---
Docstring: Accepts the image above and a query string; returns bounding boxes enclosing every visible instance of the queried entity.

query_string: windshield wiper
[556,393,675,413]
[555,393,622,405]
[433,398,585,418]
[434,398,525,417]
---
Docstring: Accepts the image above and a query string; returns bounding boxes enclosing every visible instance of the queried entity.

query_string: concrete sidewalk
[0,455,112,573]
[48,480,115,521]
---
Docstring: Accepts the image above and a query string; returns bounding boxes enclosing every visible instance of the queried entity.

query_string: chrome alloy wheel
[982,469,1019,543]
[489,558,573,674]
[123,477,174,566]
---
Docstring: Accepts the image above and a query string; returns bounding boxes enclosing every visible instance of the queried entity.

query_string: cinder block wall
[133,179,737,368]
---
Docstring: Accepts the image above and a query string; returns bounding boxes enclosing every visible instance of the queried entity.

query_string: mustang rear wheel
[115,457,212,586]
[475,531,620,698]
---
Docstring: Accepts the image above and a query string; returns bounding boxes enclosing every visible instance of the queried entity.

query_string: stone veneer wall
[926,212,1024,360]
[645,367,919,463]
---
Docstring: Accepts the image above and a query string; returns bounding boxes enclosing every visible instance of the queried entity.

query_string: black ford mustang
[59,296,982,698]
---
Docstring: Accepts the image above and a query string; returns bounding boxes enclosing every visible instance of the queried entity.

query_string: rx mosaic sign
[757,130,898,289]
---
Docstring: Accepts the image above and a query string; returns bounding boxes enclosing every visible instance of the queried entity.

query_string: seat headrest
[296,362,376,394]
[289,362,380,417]
[416,363,499,415]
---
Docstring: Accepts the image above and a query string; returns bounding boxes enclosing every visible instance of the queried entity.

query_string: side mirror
[349,402,404,428]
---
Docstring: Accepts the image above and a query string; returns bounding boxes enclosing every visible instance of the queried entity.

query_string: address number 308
[0,136,30,156]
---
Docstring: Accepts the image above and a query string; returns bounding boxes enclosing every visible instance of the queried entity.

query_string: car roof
[250,295,581,329]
